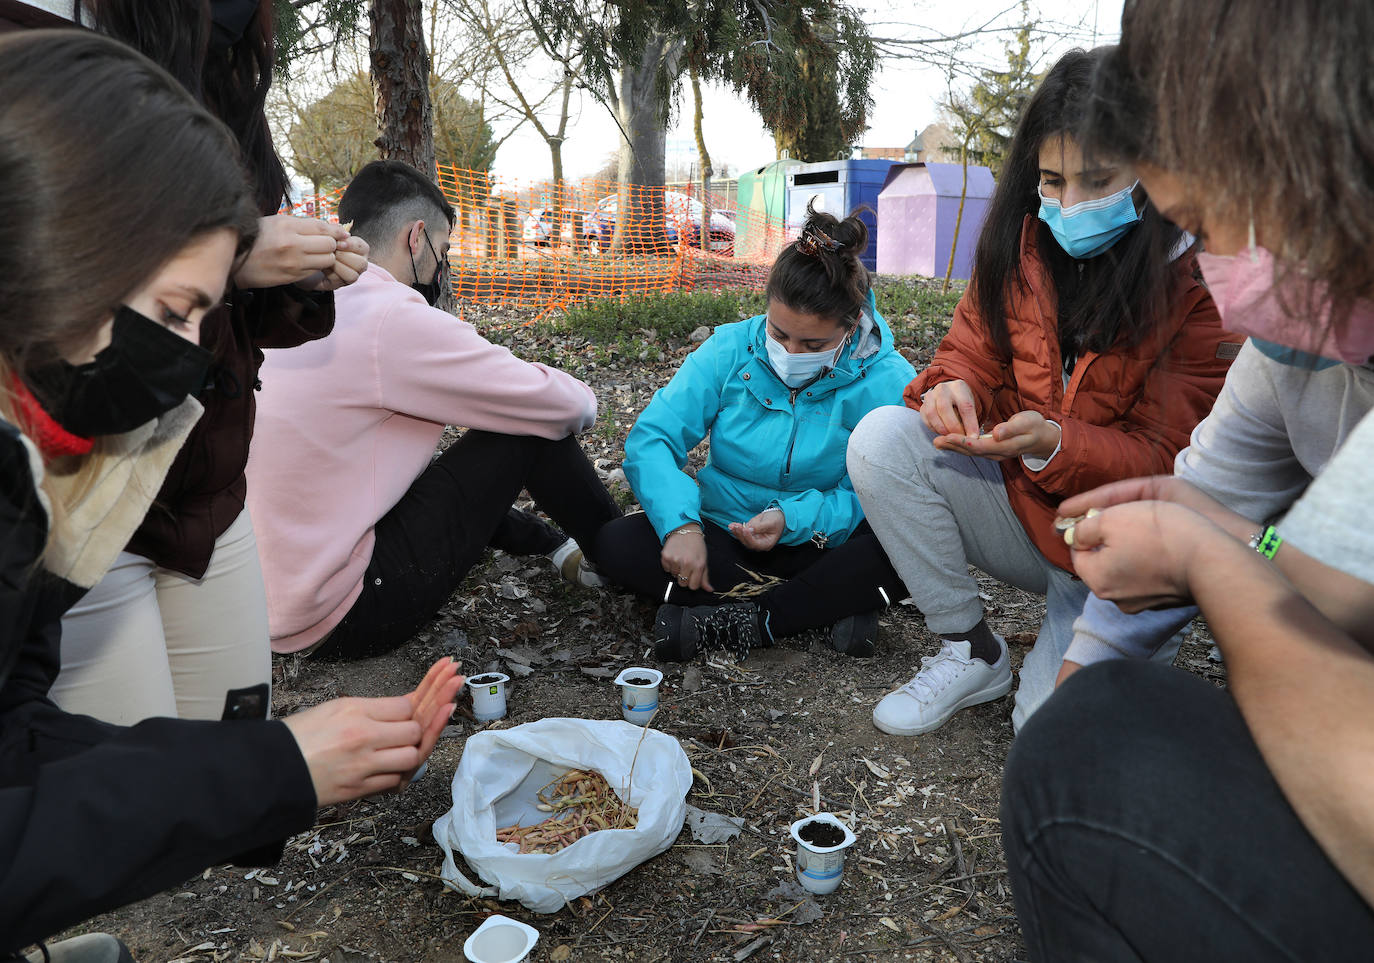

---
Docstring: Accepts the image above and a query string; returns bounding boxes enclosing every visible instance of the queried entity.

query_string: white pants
[52,509,272,723]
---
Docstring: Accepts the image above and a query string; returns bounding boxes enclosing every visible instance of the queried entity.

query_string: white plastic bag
[432,717,692,913]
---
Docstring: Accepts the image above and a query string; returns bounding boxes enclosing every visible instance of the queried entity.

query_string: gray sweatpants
[848,405,1174,729]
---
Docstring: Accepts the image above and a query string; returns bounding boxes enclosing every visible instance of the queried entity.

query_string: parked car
[522,207,593,248]
[521,207,553,246]
[584,190,735,255]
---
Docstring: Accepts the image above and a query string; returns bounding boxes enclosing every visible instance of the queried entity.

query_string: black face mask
[209,0,258,51]
[27,305,213,437]
[410,230,445,306]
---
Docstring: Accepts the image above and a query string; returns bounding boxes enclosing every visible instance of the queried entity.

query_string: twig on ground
[941,815,979,910]
[691,909,716,946]
[918,917,974,963]
[733,934,774,961]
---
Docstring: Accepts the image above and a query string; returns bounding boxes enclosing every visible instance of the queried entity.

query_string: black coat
[0,422,317,953]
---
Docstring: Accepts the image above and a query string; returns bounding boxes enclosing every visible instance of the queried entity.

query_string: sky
[488,0,1126,187]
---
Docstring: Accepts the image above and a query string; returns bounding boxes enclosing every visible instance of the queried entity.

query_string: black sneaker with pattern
[653,601,768,662]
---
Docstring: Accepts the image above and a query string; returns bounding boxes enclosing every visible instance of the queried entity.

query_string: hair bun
[798,202,868,263]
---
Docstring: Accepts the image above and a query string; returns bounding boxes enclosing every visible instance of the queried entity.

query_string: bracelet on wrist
[1247,525,1283,560]
[666,524,704,540]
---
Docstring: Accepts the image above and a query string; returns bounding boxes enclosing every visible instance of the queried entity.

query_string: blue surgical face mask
[764,327,849,387]
[1037,180,1142,258]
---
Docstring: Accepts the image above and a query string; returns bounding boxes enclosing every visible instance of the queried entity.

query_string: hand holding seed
[918,379,981,437]
[234,214,353,289]
[935,410,1060,461]
[729,508,783,551]
[1059,475,1258,543]
[1067,501,1216,612]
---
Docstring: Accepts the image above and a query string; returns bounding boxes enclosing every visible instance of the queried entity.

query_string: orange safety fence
[282,187,345,221]
[434,165,791,315]
[278,168,792,316]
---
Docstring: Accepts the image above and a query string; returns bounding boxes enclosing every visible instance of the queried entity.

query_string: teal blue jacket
[624,294,915,548]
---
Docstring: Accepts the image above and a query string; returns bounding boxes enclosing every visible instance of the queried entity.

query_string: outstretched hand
[283,656,462,806]
[403,656,464,784]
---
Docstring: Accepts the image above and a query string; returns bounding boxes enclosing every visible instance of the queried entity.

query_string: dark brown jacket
[127,285,334,577]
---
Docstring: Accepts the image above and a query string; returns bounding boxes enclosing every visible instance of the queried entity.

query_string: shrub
[555,289,766,340]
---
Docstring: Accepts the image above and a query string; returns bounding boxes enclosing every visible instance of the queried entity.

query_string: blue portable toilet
[876,162,995,280]
[784,159,897,270]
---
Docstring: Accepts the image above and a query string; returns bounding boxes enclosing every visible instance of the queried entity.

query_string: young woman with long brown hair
[0,31,459,960]
[847,46,1236,737]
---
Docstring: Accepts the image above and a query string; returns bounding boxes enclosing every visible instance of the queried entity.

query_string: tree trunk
[944,131,974,293]
[690,65,714,253]
[611,31,683,256]
[549,36,575,251]
[370,0,436,176]
[370,0,450,304]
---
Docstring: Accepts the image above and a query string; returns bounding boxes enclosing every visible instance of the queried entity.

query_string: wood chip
[733,935,774,961]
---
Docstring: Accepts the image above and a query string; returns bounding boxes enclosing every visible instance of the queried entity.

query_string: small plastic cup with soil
[789,813,857,895]
[613,667,663,726]
[467,673,510,721]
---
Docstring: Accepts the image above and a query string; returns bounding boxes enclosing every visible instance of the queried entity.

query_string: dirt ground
[78,282,1225,962]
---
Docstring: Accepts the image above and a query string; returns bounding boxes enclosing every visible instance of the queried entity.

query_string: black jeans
[592,513,908,637]
[1002,660,1374,962]
[318,430,621,660]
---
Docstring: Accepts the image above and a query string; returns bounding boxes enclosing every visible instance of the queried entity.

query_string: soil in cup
[468,674,501,685]
[798,820,845,848]
[623,677,653,686]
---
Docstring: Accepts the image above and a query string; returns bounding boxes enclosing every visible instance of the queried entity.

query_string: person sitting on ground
[1001,2,1374,955]
[1054,340,1373,683]
[846,46,1237,736]
[592,207,914,662]
[245,159,622,660]
[0,31,462,959]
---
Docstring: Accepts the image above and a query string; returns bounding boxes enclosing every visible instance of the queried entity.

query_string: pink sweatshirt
[245,263,597,653]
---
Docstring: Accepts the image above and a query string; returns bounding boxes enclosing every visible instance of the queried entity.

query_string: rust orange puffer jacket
[905,219,1239,572]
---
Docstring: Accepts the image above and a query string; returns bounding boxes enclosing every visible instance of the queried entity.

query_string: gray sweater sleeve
[1065,342,1309,665]
[1066,595,1199,665]
[1279,410,1374,585]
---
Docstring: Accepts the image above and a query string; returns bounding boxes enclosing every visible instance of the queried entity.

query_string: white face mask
[764,328,849,387]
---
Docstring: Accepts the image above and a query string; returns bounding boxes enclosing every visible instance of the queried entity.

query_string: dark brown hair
[765,202,871,327]
[971,47,1186,362]
[88,0,290,214]
[0,29,257,371]
[1087,0,1374,330]
[340,160,457,254]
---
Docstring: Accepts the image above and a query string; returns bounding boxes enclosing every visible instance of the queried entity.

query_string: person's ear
[407,219,426,256]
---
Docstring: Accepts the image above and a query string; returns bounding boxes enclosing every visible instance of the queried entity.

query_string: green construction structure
[735,157,801,259]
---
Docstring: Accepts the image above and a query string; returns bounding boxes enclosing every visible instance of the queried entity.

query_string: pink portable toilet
[876,162,995,280]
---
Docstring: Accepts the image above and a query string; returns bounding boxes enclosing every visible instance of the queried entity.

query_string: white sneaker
[549,538,606,588]
[872,637,1012,736]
